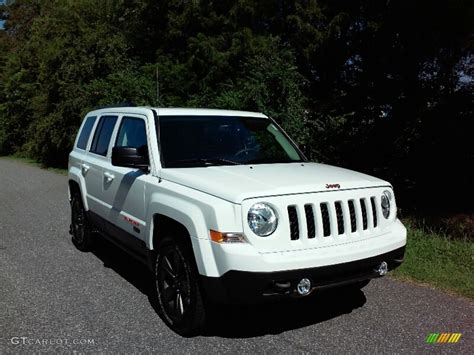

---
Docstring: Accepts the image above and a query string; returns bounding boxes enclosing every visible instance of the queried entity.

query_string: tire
[154,236,206,336]
[70,191,92,252]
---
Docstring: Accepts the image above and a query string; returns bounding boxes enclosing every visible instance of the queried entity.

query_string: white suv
[68,106,406,335]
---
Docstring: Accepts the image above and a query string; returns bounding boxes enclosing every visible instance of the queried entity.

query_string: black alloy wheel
[155,237,205,336]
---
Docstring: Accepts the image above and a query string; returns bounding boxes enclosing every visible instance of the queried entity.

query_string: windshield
[158,115,304,168]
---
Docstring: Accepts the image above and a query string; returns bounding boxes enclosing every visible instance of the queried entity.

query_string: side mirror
[112,146,149,170]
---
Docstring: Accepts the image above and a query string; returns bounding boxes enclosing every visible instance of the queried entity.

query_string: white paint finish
[241,186,397,254]
[69,107,407,278]
[144,180,243,237]
[67,154,88,209]
[209,219,406,275]
[85,106,267,119]
[160,162,390,204]
[79,154,107,218]
[98,113,151,241]
[154,107,267,118]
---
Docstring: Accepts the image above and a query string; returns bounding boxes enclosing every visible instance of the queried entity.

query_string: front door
[100,114,150,244]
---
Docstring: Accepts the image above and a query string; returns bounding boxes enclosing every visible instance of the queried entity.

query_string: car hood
[160,162,390,204]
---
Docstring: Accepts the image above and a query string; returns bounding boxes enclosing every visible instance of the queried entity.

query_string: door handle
[81,163,90,174]
[103,172,115,182]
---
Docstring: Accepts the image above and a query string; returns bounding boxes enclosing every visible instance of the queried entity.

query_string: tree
[0,0,472,213]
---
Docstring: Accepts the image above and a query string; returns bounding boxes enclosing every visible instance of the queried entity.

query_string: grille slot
[360,198,368,230]
[285,193,379,241]
[320,203,331,237]
[348,200,357,232]
[287,206,299,240]
[304,204,316,239]
[370,197,378,228]
[335,202,344,235]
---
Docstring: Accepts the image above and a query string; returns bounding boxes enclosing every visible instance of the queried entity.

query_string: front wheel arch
[152,215,196,262]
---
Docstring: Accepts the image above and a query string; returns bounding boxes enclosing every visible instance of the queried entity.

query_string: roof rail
[93,102,136,110]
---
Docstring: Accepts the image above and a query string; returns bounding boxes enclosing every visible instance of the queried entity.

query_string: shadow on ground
[91,234,367,338]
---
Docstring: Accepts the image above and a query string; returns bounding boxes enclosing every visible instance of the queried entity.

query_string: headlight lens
[381,190,392,219]
[247,203,278,236]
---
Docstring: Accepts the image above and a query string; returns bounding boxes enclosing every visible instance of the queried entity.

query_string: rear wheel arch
[68,180,81,200]
[68,177,88,210]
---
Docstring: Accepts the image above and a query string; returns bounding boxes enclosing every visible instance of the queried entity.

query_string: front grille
[360,198,368,230]
[287,194,379,241]
[320,203,331,237]
[288,206,299,240]
[348,200,357,232]
[370,197,378,228]
[304,204,316,239]
[335,201,344,235]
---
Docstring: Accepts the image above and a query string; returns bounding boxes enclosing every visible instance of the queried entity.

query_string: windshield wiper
[172,158,241,167]
[246,157,301,164]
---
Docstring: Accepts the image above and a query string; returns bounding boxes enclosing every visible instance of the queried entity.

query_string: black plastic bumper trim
[200,246,405,303]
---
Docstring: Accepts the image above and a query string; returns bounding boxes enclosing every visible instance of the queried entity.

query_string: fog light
[376,261,388,276]
[296,278,312,296]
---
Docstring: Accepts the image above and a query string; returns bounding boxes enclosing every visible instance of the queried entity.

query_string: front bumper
[192,219,407,277]
[201,246,405,303]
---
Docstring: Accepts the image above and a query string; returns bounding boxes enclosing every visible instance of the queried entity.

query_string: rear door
[83,114,118,227]
[69,115,97,182]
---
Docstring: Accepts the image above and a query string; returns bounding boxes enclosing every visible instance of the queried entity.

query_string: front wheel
[155,237,206,336]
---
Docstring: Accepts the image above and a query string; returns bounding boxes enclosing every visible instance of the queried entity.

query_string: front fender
[145,182,243,277]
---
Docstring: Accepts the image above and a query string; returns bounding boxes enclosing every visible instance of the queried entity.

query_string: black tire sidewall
[154,237,205,336]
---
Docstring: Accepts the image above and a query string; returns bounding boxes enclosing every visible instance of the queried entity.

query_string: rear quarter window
[76,116,96,150]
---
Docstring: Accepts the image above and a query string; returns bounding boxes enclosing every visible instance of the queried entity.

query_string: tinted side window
[76,116,96,150]
[90,115,118,156]
[115,117,147,149]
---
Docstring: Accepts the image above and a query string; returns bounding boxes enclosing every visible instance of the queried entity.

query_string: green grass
[0,155,67,175]
[391,221,473,299]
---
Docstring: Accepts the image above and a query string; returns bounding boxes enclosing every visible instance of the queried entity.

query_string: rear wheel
[70,191,92,252]
[155,236,206,336]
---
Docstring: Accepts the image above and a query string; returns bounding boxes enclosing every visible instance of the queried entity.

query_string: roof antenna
[154,65,161,177]
[155,66,160,107]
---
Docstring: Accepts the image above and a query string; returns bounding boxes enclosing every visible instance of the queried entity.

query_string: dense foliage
[0,0,472,213]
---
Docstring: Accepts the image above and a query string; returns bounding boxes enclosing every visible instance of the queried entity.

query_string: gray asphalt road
[0,158,472,353]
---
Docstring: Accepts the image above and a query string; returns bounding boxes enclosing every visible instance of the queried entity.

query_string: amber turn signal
[210,230,246,243]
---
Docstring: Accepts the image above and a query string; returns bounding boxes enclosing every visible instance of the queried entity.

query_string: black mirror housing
[112,146,149,170]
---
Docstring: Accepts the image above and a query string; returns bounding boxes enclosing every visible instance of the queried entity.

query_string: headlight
[247,203,278,236]
[381,190,392,219]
